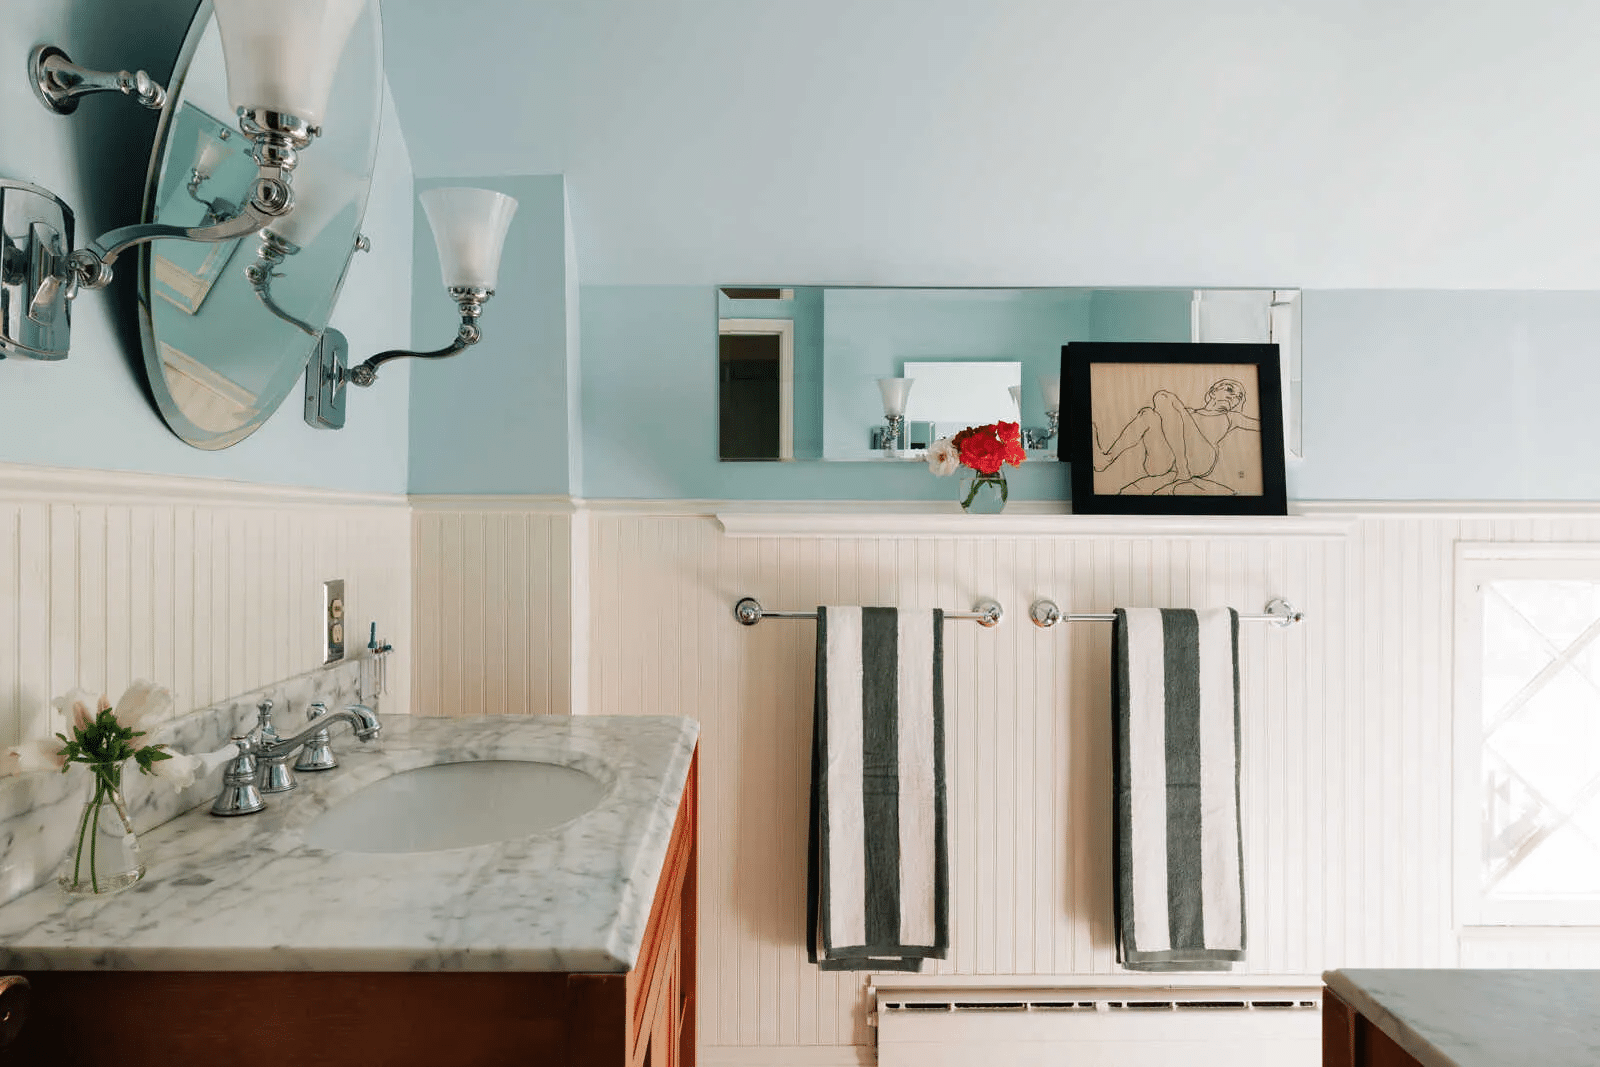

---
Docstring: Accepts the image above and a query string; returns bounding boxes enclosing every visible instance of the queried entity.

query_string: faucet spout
[258,703,380,761]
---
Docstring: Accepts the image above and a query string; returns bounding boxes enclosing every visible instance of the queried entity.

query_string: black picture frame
[1059,341,1287,516]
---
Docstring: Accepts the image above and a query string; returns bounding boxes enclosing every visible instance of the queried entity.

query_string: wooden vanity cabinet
[9,748,698,1067]
[1323,988,1422,1067]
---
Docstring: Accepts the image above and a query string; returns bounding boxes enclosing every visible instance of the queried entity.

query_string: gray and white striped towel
[807,606,948,971]
[1112,608,1246,971]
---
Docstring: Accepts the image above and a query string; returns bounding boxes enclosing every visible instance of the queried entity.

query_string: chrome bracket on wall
[305,328,350,429]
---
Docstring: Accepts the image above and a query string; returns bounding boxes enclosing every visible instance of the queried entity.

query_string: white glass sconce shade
[264,161,354,247]
[420,187,519,291]
[212,0,367,128]
[878,377,914,417]
[1038,374,1062,413]
[193,130,233,179]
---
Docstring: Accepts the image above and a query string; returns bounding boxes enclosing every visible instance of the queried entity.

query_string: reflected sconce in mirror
[186,127,244,226]
[876,377,915,452]
[1022,374,1061,450]
[306,187,518,430]
[245,161,363,335]
[1,0,366,362]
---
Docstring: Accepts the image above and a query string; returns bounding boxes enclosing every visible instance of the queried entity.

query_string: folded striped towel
[1112,607,1246,971]
[807,606,948,971]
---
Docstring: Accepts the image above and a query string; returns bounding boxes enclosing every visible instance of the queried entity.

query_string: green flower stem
[960,473,1008,510]
[71,763,123,893]
[70,784,95,888]
[89,776,101,892]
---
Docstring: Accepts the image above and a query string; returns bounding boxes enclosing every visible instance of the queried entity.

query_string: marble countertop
[1324,968,1600,1067]
[0,714,698,973]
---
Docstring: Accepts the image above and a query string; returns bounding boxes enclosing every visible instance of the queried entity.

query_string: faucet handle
[294,701,338,772]
[211,735,265,816]
[256,699,280,743]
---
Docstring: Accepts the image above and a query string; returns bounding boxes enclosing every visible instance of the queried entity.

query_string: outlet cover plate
[323,579,345,663]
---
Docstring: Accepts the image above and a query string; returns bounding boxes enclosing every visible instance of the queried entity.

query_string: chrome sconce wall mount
[306,186,519,430]
[2,0,367,362]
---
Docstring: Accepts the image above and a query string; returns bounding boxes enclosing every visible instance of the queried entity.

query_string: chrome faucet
[210,701,381,816]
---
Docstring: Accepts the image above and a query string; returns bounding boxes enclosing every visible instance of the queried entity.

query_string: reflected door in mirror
[718,319,793,460]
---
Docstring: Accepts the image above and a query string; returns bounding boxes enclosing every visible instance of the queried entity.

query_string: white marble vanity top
[1324,968,1600,1067]
[0,714,698,973]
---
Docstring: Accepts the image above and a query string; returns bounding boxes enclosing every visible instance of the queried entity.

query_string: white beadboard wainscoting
[0,463,411,753]
[409,496,580,717]
[577,503,1600,1064]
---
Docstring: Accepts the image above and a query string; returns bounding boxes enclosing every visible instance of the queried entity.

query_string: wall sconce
[305,186,519,429]
[876,377,915,452]
[1021,374,1062,450]
[0,0,366,361]
[1039,373,1061,440]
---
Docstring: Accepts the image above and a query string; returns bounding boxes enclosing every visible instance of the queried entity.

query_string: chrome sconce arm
[305,288,493,431]
[73,173,293,291]
[248,231,370,337]
[187,172,241,228]
[346,288,491,386]
[245,231,321,336]
[30,46,167,115]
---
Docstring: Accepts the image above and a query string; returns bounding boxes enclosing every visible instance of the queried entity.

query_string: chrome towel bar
[734,597,1005,628]
[1028,597,1303,629]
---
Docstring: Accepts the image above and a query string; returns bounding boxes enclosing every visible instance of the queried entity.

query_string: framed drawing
[1060,342,1286,515]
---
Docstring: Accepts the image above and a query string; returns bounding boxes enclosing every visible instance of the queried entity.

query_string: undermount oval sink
[303,760,607,854]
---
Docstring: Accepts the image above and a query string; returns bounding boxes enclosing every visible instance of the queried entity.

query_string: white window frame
[1454,542,1600,927]
[718,318,794,460]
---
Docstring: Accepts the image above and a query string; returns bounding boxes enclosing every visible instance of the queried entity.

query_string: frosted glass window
[1477,579,1600,905]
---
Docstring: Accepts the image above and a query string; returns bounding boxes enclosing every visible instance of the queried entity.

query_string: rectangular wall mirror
[717,287,1301,463]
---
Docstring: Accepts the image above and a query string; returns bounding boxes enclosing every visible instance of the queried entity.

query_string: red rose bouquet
[927,421,1026,512]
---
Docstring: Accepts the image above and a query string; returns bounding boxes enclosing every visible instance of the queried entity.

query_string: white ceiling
[378,0,1600,289]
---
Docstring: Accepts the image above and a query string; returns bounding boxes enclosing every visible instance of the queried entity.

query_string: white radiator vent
[882,996,1319,1014]
[874,984,1322,1067]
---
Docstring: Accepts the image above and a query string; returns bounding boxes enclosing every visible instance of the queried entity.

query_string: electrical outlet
[323,579,345,663]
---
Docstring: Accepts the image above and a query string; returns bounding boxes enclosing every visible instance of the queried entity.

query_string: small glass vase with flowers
[926,421,1027,513]
[9,682,202,895]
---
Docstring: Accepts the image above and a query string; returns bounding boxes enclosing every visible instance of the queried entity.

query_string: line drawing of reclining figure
[1092,379,1260,495]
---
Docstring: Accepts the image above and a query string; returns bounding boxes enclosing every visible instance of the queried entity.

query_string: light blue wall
[1297,290,1600,500]
[407,175,577,495]
[0,2,414,492]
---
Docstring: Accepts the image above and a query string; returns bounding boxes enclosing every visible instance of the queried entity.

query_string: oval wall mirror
[138,0,382,449]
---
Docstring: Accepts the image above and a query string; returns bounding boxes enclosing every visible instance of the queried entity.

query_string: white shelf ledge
[715,505,1355,539]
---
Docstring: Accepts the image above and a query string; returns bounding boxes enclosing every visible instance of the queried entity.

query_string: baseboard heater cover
[873,983,1322,1067]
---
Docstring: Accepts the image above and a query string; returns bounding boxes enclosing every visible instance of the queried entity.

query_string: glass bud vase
[59,762,145,895]
[959,471,1008,514]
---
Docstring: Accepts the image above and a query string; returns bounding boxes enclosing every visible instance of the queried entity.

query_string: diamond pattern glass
[1480,581,1600,901]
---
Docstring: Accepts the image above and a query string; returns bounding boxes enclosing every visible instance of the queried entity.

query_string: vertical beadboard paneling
[0,466,411,759]
[557,506,1600,1057]
[406,500,573,717]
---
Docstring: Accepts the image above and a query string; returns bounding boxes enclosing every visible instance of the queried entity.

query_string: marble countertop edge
[0,945,633,974]
[1322,970,1463,1067]
[1323,968,1600,1067]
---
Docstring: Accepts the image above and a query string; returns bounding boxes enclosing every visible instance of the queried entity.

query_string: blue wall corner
[407,174,575,495]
